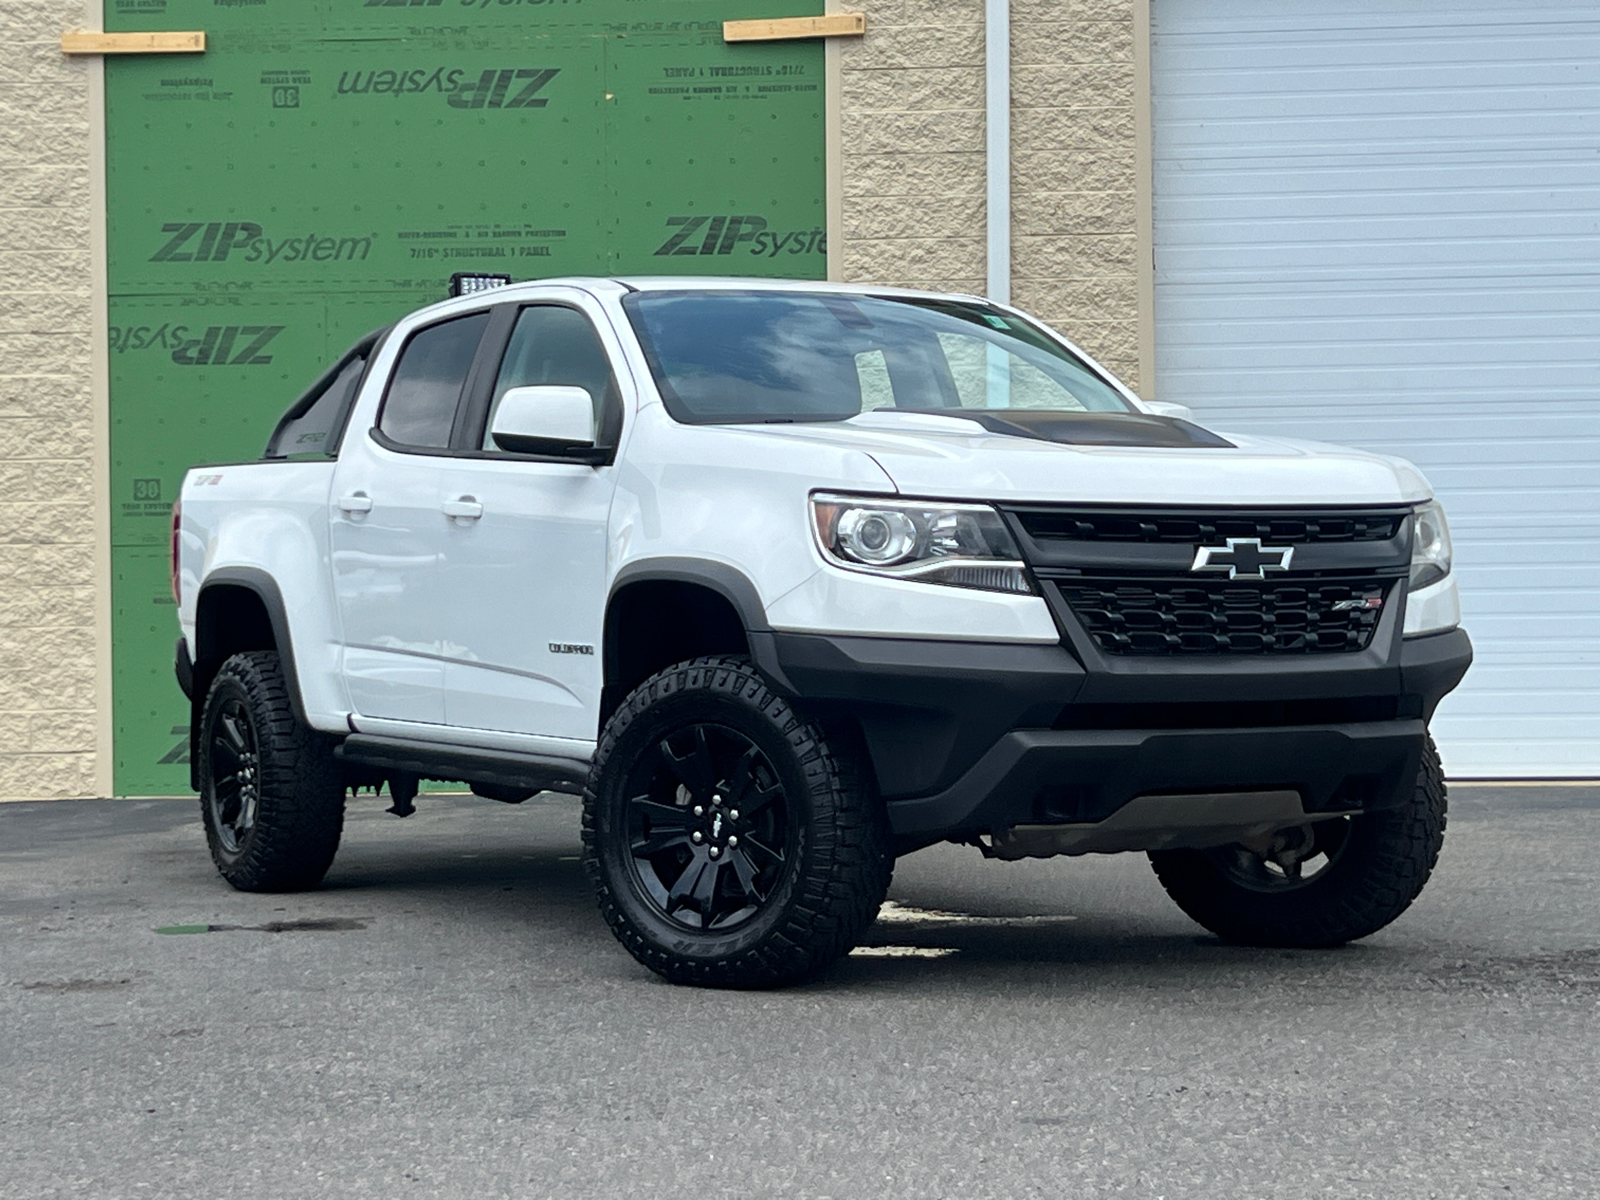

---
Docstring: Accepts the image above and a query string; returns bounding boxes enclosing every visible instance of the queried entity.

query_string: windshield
[621,290,1133,424]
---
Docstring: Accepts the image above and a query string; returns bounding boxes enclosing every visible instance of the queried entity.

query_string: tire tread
[198,650,344,892]
[582,656,891,988]
[1148,736,1448,948]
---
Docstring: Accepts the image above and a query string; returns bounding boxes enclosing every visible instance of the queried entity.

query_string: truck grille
[1050,577,1390,656]
[1011,508,1405,546]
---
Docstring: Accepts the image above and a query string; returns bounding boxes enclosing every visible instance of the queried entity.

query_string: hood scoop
[898,409,1235,449]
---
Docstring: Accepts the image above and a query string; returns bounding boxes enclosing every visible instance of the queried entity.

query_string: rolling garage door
[1152,0,1600,777]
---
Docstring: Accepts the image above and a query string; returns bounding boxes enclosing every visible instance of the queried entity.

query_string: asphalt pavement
[1,783,1596,1199]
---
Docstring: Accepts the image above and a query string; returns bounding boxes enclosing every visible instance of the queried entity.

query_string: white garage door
[1152,0,1600,777]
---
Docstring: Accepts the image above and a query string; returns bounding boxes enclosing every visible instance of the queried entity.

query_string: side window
[267,351,367,458]
[483,306,620,450]
[378,312,490,449]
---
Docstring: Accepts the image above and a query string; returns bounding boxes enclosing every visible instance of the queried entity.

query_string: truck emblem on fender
[1190,537,1294,580]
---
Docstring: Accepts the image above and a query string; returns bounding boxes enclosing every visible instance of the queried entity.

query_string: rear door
[329,310,491,724]
[433,295,628,743]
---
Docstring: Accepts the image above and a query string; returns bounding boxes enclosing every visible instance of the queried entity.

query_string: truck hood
[742,410,1433,507]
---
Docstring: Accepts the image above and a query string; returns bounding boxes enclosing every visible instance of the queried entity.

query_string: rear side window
[267,353,368,458]
[378,312,490,449]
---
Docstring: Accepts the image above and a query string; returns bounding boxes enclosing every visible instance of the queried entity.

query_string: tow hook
[386,773,419,818]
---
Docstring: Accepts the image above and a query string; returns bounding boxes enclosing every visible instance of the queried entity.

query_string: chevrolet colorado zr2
[172,278,1472,987]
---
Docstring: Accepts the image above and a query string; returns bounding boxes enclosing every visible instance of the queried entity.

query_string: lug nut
[691,831,704,844]
[727,835,739,848]
[708,846,721,859]
[728,809,740,821]
[692,805,704,817]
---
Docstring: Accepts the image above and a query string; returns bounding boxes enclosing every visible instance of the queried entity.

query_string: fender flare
[604,558,795,690]
[191,568,312,789]
[606,558,772,636]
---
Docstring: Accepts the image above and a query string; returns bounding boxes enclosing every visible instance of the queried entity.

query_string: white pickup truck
[173,277,1472,988]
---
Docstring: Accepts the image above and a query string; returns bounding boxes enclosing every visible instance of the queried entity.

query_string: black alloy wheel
[1205,816,1354,893]
[207,696,262,856]
[625,724,795,932]
[584,656,892,988]
[197,651,345,892]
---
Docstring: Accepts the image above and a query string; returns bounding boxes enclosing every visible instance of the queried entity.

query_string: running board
[335,734,590,796]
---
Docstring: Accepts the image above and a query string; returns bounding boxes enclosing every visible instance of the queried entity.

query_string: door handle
[338,492,373,514]
[442,496,483,521]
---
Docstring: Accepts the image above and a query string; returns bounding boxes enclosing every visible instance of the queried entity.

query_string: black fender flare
[604,558,795,690]
[190,568,311,789]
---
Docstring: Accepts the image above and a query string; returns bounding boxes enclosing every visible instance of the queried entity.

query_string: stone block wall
[0,0,100,799]
[836,0,1142,390]
[837,0,988,296]
[1011,0,1140,388]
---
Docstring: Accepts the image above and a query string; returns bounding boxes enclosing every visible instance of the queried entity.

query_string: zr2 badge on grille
[1190,537,1294,581]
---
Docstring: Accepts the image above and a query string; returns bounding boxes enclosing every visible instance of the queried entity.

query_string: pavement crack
[20,977,134,994]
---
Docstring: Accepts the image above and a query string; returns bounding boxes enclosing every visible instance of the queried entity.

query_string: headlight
[811,494,1034,595]
[1410,500,1453,591]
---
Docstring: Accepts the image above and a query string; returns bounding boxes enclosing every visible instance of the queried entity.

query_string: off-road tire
[197,650,345,892]
[583,656,892,988]
[1148,736,1447,947]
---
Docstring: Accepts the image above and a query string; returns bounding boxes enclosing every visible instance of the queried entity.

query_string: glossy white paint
[180,276,1451,748]
[177,461,350,727]
[490,385,596,449]
[436,464,613,739]
[754,416,1433,508]
[766,568,1061,643]
[329,429,447,723]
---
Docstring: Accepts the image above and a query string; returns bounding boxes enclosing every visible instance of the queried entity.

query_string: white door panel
[436,458,612,739]
[328,438,445,724]
[1154,0,1600,775]
[433,300,623,741]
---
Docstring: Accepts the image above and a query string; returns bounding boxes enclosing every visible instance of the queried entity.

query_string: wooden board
[61,31,206,55]
[723,14,865,42]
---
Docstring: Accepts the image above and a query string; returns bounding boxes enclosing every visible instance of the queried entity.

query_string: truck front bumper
[750,626,1472,854]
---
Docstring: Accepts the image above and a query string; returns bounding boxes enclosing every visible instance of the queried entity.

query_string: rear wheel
[197,651,345,891]
[1148,737,1447,947]
[583,656,891,988]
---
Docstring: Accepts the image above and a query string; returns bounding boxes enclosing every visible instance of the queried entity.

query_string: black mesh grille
[1053,578,1389,656]
[1014,509,1405,545]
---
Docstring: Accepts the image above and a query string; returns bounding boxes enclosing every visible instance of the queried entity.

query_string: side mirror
[1141,399,1195,422]
[489,386,595,454]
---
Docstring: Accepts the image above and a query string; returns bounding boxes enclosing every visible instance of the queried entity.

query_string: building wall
[0,0,102,799]
[836,0,1143,390]
[836,0,988,298]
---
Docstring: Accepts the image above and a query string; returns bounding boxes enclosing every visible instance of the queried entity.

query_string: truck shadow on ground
[294,840,1600,1001]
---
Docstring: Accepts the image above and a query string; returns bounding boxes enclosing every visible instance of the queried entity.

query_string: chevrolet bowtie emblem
[1190,537,1294,581]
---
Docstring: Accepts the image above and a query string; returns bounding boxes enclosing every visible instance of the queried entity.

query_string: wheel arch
[602,559,774,728]
[191,568,309,789]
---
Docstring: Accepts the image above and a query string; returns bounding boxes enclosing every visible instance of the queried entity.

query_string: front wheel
[583,656,892,988]
[1148,737,1447,947]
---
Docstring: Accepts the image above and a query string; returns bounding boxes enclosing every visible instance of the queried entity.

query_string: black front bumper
[750,624,1472,852]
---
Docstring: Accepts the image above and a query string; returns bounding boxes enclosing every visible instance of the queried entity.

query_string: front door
[434,301,624,743]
